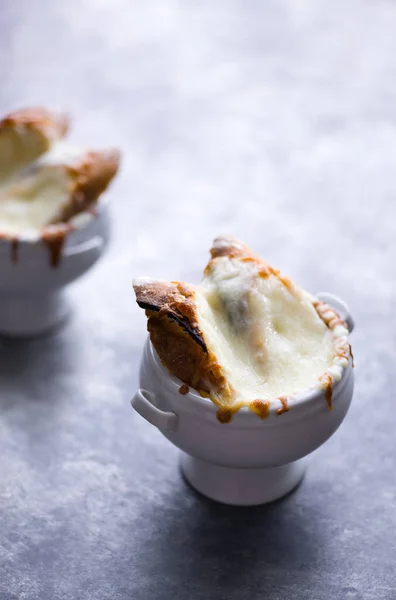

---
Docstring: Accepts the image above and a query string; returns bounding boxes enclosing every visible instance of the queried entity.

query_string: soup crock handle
[131,389,178,431]
[315,292,355,333]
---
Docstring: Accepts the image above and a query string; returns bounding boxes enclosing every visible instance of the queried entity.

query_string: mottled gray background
[0,0,395,598]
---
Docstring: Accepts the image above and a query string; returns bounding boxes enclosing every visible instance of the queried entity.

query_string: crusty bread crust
[53,149,120,223]
[0,107,69,136]
[134,279,232,403]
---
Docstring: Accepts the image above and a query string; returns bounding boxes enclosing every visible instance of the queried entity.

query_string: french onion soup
[134,236,352,423]
[0,107,120,265]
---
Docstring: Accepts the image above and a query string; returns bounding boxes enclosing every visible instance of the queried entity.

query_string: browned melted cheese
[249,399,271,419]
[277,397,289,415]
[10,238,19,264]
[216,408,234,424]
[41,224,71,268]
[349,344,355,368]
[320,373,333,410]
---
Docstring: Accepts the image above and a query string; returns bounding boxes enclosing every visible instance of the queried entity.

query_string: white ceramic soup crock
[131,293,355,506]
[0,200,110,337]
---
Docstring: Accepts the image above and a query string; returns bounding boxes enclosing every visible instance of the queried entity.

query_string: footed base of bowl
[0,291,71,337]
[181,454,306,506]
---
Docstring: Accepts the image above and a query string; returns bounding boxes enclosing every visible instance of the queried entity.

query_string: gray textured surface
[1,1,396,598]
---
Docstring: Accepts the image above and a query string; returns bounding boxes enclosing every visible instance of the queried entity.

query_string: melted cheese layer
[0,144,85,237]
[196,257,334,404]
[0,165,69,236]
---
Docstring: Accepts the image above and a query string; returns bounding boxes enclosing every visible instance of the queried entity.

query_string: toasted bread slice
[134,278,233,405]
[51,148,120,223]
[0,108,68,181]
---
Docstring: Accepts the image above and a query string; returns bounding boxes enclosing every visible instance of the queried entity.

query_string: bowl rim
[145,337,353,422]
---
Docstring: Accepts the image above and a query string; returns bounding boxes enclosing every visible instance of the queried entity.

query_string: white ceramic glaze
[131,293,355,506]
[181,454,307,505]
[0,201,110,336]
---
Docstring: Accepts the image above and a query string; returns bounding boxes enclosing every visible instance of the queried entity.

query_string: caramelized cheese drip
[10,238,19,264]
[276,397,289,415]
[320,373,333,410]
